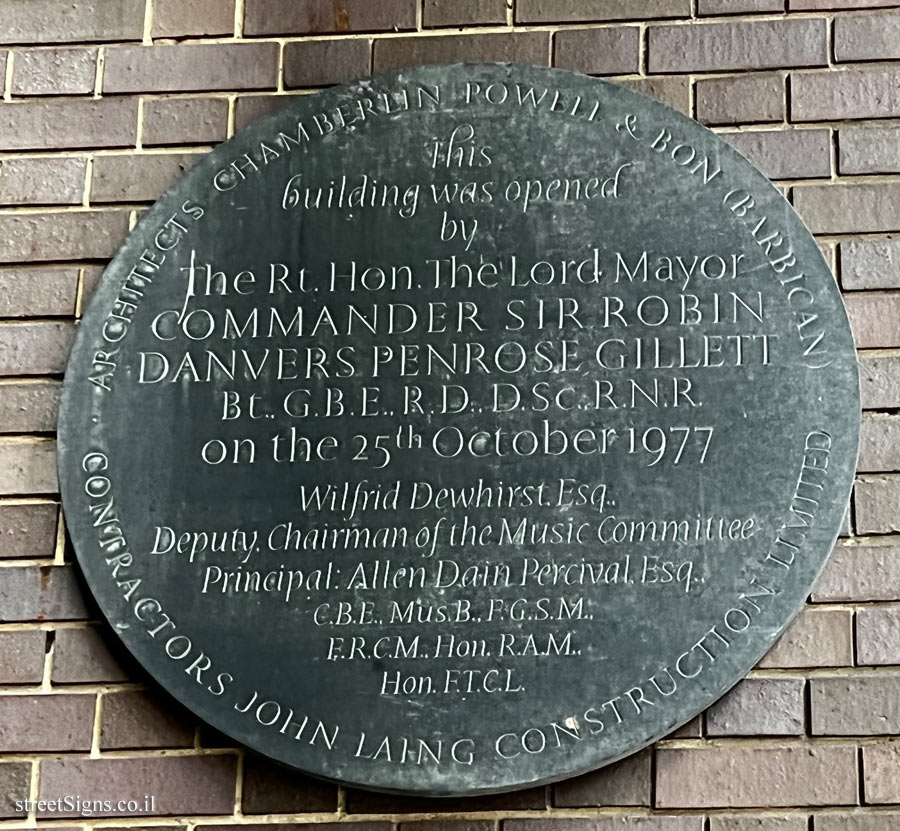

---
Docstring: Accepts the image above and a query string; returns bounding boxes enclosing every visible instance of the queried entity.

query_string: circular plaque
[59,64,859,795]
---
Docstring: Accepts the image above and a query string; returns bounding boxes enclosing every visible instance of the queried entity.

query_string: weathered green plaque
[58,64,859,795]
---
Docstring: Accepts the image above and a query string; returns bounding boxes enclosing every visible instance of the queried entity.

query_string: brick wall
[0,0,899,827]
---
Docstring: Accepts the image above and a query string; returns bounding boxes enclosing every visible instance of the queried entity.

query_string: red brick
[12,48,97,96]
[794,182,900,234]
[104,44,279,94]
[856,475,900,534]
[791,67,900,121]
[423,0,508,27]
[0,211,128,263]
[699,0,784,12]
[0,763,31,817]
[819,238,838,274]
[0,439,58,495]
[792,0,900,6]
[233,94,303,130]
[860,353,900,409]
[857,606,900,665]
[0,322,75,375]
[553,749,651,807]
[0,0,144,44]
[709,818,807,831]
[0,566,87,621]
[517,0,691,22]
[210,825,390,831]
[720,128,832,180]
[0,503,58,559]
[507,820,699,831]
[0,631,45,684]
[401,822,493,831]
[0,382,61,434]
[0,566,88,622]
[0,322,74,377]
[283,39,371,88]
[618,76,692,114]
[374,32,550,71]
[845,292,900,348]
[816,814,900,831]
[555,27,641,76]
[706,677,806,736]
[758,607,853,668]
[864,743,900,803]
[841,504,853,536]
[0,267,79,316]
[80,265,104,305]
[696,73,784,125]
[241,756,337,813]
[656,745,857,808]
[0,694,93,751]
[858,414,900,472]
[835,11,900,61]
[0,98,138,151]
[667,715,703,738]
[152,0,235,38]
[0,158,86,206]
[244,0,417,35]
[142,97,229,147]
[101,691,195,749]
[815,540,900,602]
[91,153,200,203]
[52,627,129,683]
[813,673,900,734]
[37,755,238,816]
[346,783,546,812]
[649,19,827,73]
[840,125,900,174]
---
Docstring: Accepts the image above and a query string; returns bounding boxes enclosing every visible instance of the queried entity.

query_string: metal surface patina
[58,64,860,796]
